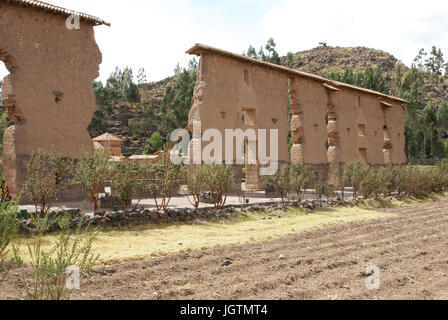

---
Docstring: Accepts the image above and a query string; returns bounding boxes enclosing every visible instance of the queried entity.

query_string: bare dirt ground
[2,200,448,300]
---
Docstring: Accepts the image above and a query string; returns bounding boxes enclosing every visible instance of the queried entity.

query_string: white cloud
[262,0,448,66]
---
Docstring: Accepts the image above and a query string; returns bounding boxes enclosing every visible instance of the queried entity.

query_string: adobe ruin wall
[187,44,407,190]
[0,1,103,197]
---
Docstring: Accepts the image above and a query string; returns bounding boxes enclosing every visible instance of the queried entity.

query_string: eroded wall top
[0,1,107,158]
[0,0,108,196]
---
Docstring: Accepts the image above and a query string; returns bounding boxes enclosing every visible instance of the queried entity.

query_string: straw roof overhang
[4,0,110,26]
[187,43,408,106]
[92,133,124,142]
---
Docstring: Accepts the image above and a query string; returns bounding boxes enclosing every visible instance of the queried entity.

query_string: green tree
[394,61,406,87]
[149,131,163,153]
[246,45,258,59]
[285,52,294,68]
[420,102,437,157]
[341,68,354,84]
[425,46,445,76]
[92,80,112,107]
[161,61,196,132]
[137,68,147,85]
[413,48,427,71]
[328,70,341,81]
[126,82,140,103]
[437,103,448,134]
[246,38,282,65]
[103,67,140,103]
[88,109,107,137]
[264,37,281,65]
[328,67,389,94]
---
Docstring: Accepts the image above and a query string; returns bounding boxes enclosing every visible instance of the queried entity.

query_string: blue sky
[1,0,447,83]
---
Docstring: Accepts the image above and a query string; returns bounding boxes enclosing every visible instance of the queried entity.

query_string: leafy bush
[73,148,112,211]
[359,167,381,200]
[26,212,99,300]
[111,164,140,210]
[0,200,20,274]
[324,183,337,200]
[312,179,327,200]
[353,161,448,200]
[184,165,206,211]
[24,149,73,216]
[378,166,397,197]
[345,160,370,199]
[290,163,315,201]
[334,165,351,201]
[146,154,183,211]
[148,131,163,153]
[202,164,235,210]
[263,164,291,204]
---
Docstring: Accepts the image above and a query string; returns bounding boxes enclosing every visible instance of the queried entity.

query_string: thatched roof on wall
[187,43,408,105]
[4,0,110,26]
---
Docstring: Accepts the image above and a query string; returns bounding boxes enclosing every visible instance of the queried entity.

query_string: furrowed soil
[2,200,448,300]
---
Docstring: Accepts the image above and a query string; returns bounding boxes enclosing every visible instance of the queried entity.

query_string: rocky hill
[284,46,399,86]
[283,45,448,111]
[102,77,175,156]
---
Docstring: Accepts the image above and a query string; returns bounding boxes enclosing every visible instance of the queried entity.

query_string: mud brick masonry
[0,0,109,197]
[187,44,407,189]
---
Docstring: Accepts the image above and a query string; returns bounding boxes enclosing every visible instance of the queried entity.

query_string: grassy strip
[10,206,395,265]
[10,193,446,265]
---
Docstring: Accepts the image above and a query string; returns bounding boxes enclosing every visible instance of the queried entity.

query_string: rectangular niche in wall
[358,148,367,163]
[358,124,366,136]
[243,69,250,85]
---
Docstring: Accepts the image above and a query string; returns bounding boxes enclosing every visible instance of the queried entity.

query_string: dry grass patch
[10,206,395,265]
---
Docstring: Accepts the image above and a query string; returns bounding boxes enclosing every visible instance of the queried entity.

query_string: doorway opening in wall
[242,108,256,126]
[0,60,7,101]
[241,139,247,183]
[358,124,366,136]
[0,60,13,154]
[359,148,367,163]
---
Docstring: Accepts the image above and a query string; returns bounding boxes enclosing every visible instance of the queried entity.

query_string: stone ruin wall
[0,2,102,196]
[189,51,407,190]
